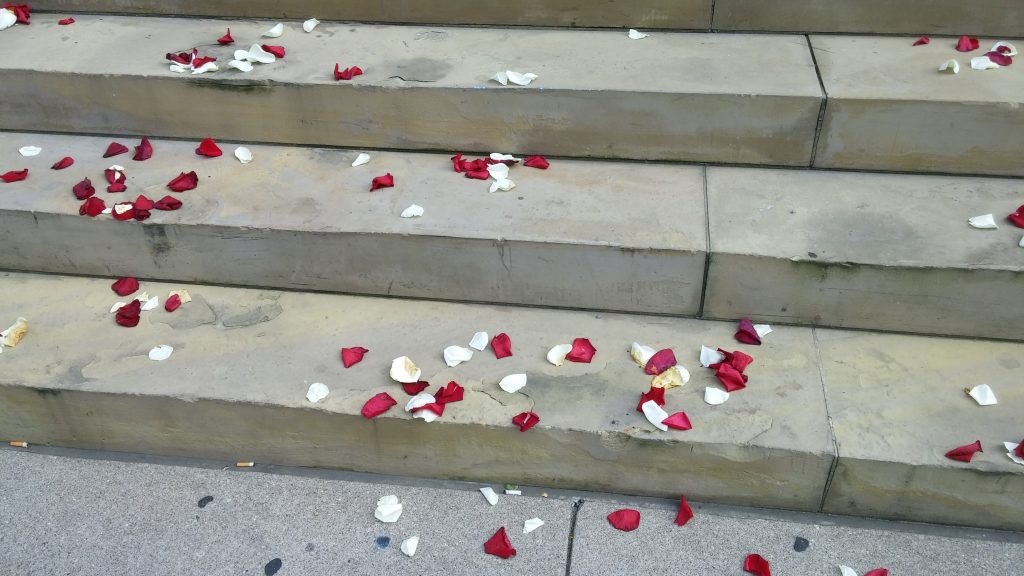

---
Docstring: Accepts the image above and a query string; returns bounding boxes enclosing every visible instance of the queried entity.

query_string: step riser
[0,71,820,167]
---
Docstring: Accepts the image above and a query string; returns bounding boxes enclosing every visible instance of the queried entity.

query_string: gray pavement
[1,447,1022,575]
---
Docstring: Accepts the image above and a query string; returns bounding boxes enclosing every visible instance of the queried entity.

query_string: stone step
[0,15,823,167]
[0,272,1021,530]
[3,132,1023,340]
[32,0,1024,37]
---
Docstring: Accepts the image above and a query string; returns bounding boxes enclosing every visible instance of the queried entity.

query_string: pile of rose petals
[628,344,693,431]
[547,338,595,365]
[167,48,219,75]
[334,64,363,80]
[450,152,549,193]
[0,3,29,30]
[934,38,1017,73]
[109,277,189,327]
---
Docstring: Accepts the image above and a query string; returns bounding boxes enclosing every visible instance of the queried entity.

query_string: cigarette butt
[235,461,255,468]
[9,441,28,448]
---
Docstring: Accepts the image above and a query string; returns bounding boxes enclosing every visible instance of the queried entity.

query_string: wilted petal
[370,173,394,191]
[169,63,189,73]
[263,23,284,38]
[704,387,730,405]
[971,56,1001,70]
[228,59,254,72]
[652,365,690,389]
[735,317,762,345]
[153,195,182,210]
[352,153,371,167]
[111,276,139,296]
[744,554,771,576]
[912,36,929,46]
[628,29,648,40]
[302,18,319,32]
[0,317,28,347]
[864,570,889,576]
[566,338,596,363]
[191,61,219,74]
[148,345,173,361]
[547,343,572,366]
[103,142,129,158]
[361,392,397,418]
[51,156,74,170]
[402,381,429,395]
[938,59,960,74]
[132,137,153,161]
[523,155,549,169]
[79,197,105,217]
[115,299,142,327]
[140,296,159,311]
[523,518,544,533]
[491,333,513,358]
[644,349,677,375]
[641,399,670,431]
[630,342,657,367]
[72,177,95,200]
[662,412,692,430]
[480,486,499,506]
[217,28,233,45]
[443,345,473,367]
[112,202,136,220]
[945,440,983,462]
[400,204,424,218]
[715,363,748,392]
[18,145,40,156]
[167,171,198,192]
[498,373,527,394]
[406,393,440,422]
[335,65,363,80]
[374,495,403,523]
[967,384,998,406]
[505,71,538,86]
[675,495,694,526]
[956,35,980,52]
[607,509,641,531]
[341,346,369,368]
[1007,205,1024,228]
[469,331,488,351]
[390,356,422,383]
[483,527,516,559]
[968,214,998,229]
[512,411,539,432]
[400,536,419,557]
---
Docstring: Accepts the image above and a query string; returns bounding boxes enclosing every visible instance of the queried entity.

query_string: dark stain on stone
[143,224,173,258]
[197,495,213,508]
[374,536,391,550]
[216,294,284,328]
[304,543,315,552]
[188,79,273,94]
[807,252,818,258]
[34,388,61,397]
[264,558,282,576]
[793,536,809,552]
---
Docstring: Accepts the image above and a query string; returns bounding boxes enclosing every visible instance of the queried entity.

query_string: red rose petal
[662,412,692,431]
[133,194,154,211]
[675,495,694,526]
[715,362,748,392]
[153,195,183,211]
[402,381,430,395]
[1,169,28,183]
[523,155,550,169]
[511,411,540,432]
[111,277,139,296]
[107,182,127,193]
[51,156,74,170]
[79,197,106,217]
[864,570,889,576]
[1015,440,1024,459]
[636,386,666,411]
[735,317,762,345]
[196,138,222,157]
[984,51,1013,66]
[565,337,596,363]
[956,35,980,52]
[166,51,192,65]
[711,348,755,373]
[945,440,983,462]
[115,299,142,327]
[361,392,397,419]
[217,28,234,45]
[6,3,29,24]
[191,55,216,68]
[435,381,465,405]
[912,36,929,46]
[607,509,641,532]
[72,177,95,200]
[333,63,343,81]
[134,208,151,222]
[370,173,394,191]
[1008,205,1024,228]
[165,293,182,312]
[466,169,489,180]
[334,65,363,81]
[413,402,444,417]
[103,142,129,158]
[133,136,153,161]
[341,346,369,368]
[167,171,198,192]
[112,202,136,221]
[57,17,73,26]
[491,333,513,358]
[744,553,771,576]
[261,44,285,58]
[483,527,516,559]
[104,168,124,185]
[644,348,677,375]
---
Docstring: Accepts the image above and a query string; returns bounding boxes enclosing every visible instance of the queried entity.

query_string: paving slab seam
[805,34,830,167]
[563,499,584,576]
[697,166,712,316]
[811,327,841,513]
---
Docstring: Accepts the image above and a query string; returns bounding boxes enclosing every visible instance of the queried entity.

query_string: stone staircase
[0,3,1021,531]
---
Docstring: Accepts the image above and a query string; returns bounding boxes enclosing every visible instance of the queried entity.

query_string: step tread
[2,15,821,98]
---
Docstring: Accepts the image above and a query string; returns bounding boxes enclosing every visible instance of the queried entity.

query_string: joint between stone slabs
[812,327,841,512]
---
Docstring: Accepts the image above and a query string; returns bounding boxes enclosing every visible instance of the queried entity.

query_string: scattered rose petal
[140,296,159,311]
[167,171,198,192]
[1016,441,1024,459]
[991,41,1018,56]
[489,178,516,193]
[546,343,572,366]
[196,138,222,157]
[938,59,960,74]
[443,345,473,367]
[1020,236,1024,248]
[263,22,284,38]
[132,136,153,161]
[675,495,694,526]
[967,384,998,406]
[480,486,499,506]
[607,509,641,531]
[111,276,139,296]
[489,153,520,162]
[192,61,220,74]
[712,349,755,373]
[105,166,127,192]
[58,17,74,25]
[641,399,670,431]
[839,567,858,576]
[341,346,369,368]
[945,440,983,462]
[637,386,666,411]
[362,392,397,418]
[228,59,254,72]
[971,56,1001,70]
[913,36,929,46]
[2,169,28,183]
[644,348,677,375]
[133,194,154,211]
[73,177,95,200]
[662,412,692,430]
[735,317,762,345]
[523,518,544,534]
[498,373,527,394]
[523,155,549,169]
[304,382,329,403]
[51,156,74,170]
[434,381,464,405]
[566,338,596,363]
[700,345,726,368]
[234,146,253,163]
[370,173,394,191]
[983,51,1013,66]
[18,145,40,156]
[112,202,136,220]
[402,381,430,395]
[1007,204,1024,228]
[0,317,28,347]
[628,29,648,40]
[512,411,539,432]
[652,365,690,389]
[400,536,419,557]
[352,153,370,167]
[630,342,657,367]
[753,324,772,339]
[469,331,488,351]
[261,44,285,58]
[400,204,424,218]
[0,8,14,30]
[491,333,512,358]
[864,570,889,576]
[484,527,516,559]
[390,356,422,383]
[154,195,183,210]
[956,36,980,52]
[115,299,142,327]
[487,162,510,181]
[744,554,771,576]
[968,214,997,229]
[704,387,730,405]
[148,345,173,361]
[80,197,105,217]
[374,495,402,523]
[104,142,129,158]
[1004,442,1024,466]
[302,18,319,32]
[491,70,538,86]
[715,363,748,392]
[169,289,191,304]
[334,64,363,80]
[165,293,182,312]
[217,28,233,45]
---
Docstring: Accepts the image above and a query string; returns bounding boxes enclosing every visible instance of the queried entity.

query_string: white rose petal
[234,146,253,163]
[400,536,419,557]
[506,71,538,86]
[523,518,544,534]
[469,331,488,351]
[479,486,499,506]
[753,324,773,339]
[628,29,648,40]
[1019,235,1024,248]
[546,344,572,366]
[113,203,133,215]
[18,146,41,157]
[938,59,960,74]
[629,342,656,367]
[110,302,127,314]
[400,204,424,218]
[233,49,250,61]
[490,71,509,85]
[303,18,320,33]
[489,153,520,162]
[148,345,174,361]
[141,296,159,311]
[351,153,371,167]
[651,365,690,389]
[170,63,189,73]
[990,41,1018,56]
[967,384,998,406]
[227,59,254,72]
[839,566,858,576]
[641,399,669,432]
[498,373,527,394]
[1004,442,1024,466]
[191,61,219,75]
[0,8,17,31]
[704,387,730,405]
[443,345,474,367]
[488,179,516,193]
[169,289,192,304]
[246,43,276,64]
[968,214,998,229]
[263,23,284,38]
[971,56,1000,70]
[406,392,440,423]
[374,495,403,523]
[306,382,330,403]
[699,345,726,368]
[487,162,510,181]
[390,356,422,383]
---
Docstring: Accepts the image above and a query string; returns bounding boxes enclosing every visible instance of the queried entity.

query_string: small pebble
[197,496,214,509]
[264,558,282,576]
[793,536,810,552]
